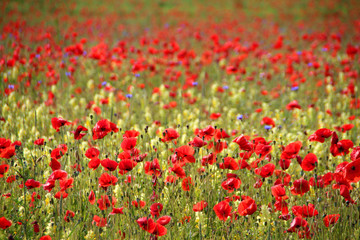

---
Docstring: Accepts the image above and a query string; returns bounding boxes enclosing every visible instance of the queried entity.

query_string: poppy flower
[233,135,253,151]
[85,147,100,159]
[121,137,137,151]
[92,119,118,140]
[64,210,75,222]
[281,141,302,159]
[255,163,275,178]
[0,164,9,178]
[34,138,45,145]
[193,201,208,212]
[175,145,195,164]
[92,215,107,227]
[88,157,101,170]
[151,223,167,236]
[118,159,137,175]
[221,177,241,193]
[157,216,171,226]
[182,177,194,191]
[290,178,310,196]
[136,217,156,233]
[339,185,355,203]
[101,158,118,171]
[238,196,257,216]
[255,143,272,159]
[144,158,162,176]
[261,117,275,127]
[161,128,180,142]
[330,132,354,157]
[132,200,146,208]
[213,140,228,154]
[0,217,12,229]
[309,172,333,188]
[97,195,111,210]
[287,217,309,233]
[219,157,239,170]
[88,190,96,204]
[99,172,118,190]
[195,125,216,141]
[164,175,178,184]
[189,136,207,148]
[74,125,88,140]
[40,236,52,240]
[25,179,41,189]
[213,200,232,221]
[150,203,163,217]
[301,153,318,171]
[351,147,360,161]
[123,130,140,138]
[214,129,230,141]
[210,113,221,120]
[286,100,301,110]
[51,117,71,132]
[0,145,15,159]
[271,184,288,200]
[334,124,354,133]
[308,128,333,143]
[169,164,186,178]
[323,214,340,227]
[32,221,40,232]
[201,153,216,166]
[279,158,291,170]
[292,204,318,218]
[344,159,360,183]
[109,207,124,215]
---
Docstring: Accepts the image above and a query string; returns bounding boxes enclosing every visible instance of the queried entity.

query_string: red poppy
[344,159,360,183]
[219,157,239,170]
[136,217,156,233]
[161,128,179,142]
[99,172,118,190]
[74,125,88,140]
[214,129,230,141]
[34,138,45,145]
[308,128,332,143]
[88,157,101,170]
[123,130,140,138]
[271,184,288,200]
[92,215,107,227]
[339,185,355,203]
[292,204,318,218]
[255,143,272,159]
[210,113,221,119]
[290,178,310,196]
[0,145,15,159]
[193,201,208,212]
[255,163,275,178]
[233,135,253,151]
[40,236,52,240]
[118,159,137,175]
[281,141,302,159]
[309,172,333,188]
[151,223,167,236]
[330,132,354,157]
[201,153,216,166]
[213,200,232,221]
[144,158,162,176]
[92,119,118,140]
[85,147,100,159]
[323,214,340,227]
[121,137,137,151]
[51,117,71,132]
[150,203,163,217]
[286,100,301,110]
[287,217,309,233]
[195,125,216,141]
[301,153,318,171]
[88,190,96,204]
[132,200,146,208]
[169,164,186,178]
[164,175,178,184]
[182,176,194,191]
[175,145,195,164]
[32,221,40,232]
[64,210,75,222]
[189,136,207,148]
[101,158,118,171]
[25,179,41,189]
[0,217,12,229]
[97,195,111,210]
[351,147,360,161]
[109,207,124,215]
[157,216,171,226]
[221,177,241,193]
[0,164,9,178]
[279,158,291,170]
[238,196,257,216]
[261,117,275,127]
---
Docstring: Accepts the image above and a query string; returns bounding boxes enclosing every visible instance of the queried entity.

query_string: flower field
[1,0,360,239]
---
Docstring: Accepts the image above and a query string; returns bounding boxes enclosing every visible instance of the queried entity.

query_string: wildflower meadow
[0,0,360,239]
